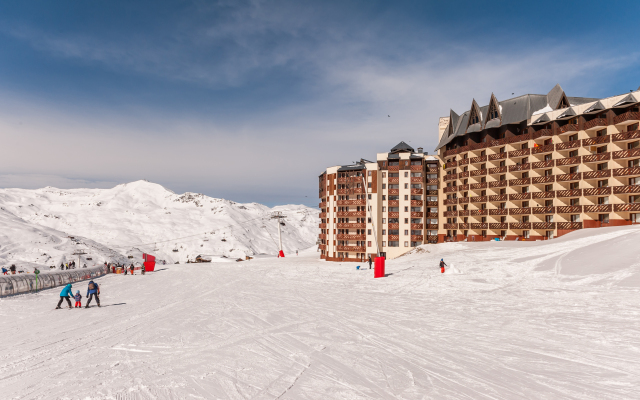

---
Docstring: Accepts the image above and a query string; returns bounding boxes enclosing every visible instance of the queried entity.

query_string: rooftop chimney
[417,147,424,153]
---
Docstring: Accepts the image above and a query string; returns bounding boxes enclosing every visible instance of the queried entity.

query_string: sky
[1,0,639,207]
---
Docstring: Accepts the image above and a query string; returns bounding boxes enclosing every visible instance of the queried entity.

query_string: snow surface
[0,181,319,270]
[1,225,639,399]
[531,104,553,116]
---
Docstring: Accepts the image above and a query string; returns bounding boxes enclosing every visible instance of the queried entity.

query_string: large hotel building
[319,84,640,261]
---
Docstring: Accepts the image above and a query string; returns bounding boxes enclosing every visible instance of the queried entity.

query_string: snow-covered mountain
[0,180,319,269]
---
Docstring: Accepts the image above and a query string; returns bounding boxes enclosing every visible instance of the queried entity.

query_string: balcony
[509,163,531,172]
[612,130,640,143]
[489,223,508,230]
[582,153,611,163]
[426,224,439,230]
[558,222,582,230]
[319,223,327,228]
[319,244,326,251]
[509,178,531,186]
[556,157,581,166]
[445,161,457,169]
[319,202,327,208]
[388,177,399,184]
[411,165,423,172]
[337,223,365,228]
[556,173,582,182]
[411,212,424,218]
[469,141,490,151]
[613,149,640,160]
[532,160,555,169]
[337,246,365,252]
[583,187,611,196]
[336,211,366,217]
[443,210,457,217]
[427,201,439,207]
[388,212,399,218]
[489,209,508,215]
[320,212,327,218]
[336,199,365,206]
[532,144,555,155]
[458,184,470,191]
[469,155,487,164]
[427,235,439,243]
[489,166,507,175]
[388,200,400,207]
[584,204,612,213]
[337,188,365,195]
[556,141,581,151]
[411,200,424,206]
[444,174,457,182]
[510,222,531,229]
[459,171,470,178]
[509,207,531,215]
[532,206,555,214]
[458,223,469,230]
[509,148,531,158]
[532,176,555,184]
[411,235,424,242]
[470,169,488,177]
[470,196,487,203]
[410,177,423,183]
[614,203,640,212]
[583,170,612,179]
[583,135,611,146]
[319,234,327,240]
[459,158,469,166]
[470,209,488,216]
[426,212,438,218]
[488,152,507,161]
[388,235,400,241]
[389,189,400,195]
[530,129,552,139]
[470,223,488,230]
[559,124,579,134]
[444,186,457,193]
[509,193,531,201]
[443,223,457,230]
[556,189,582,198]
[488,194,507,202]
[489,180,508,188]
[556,206,582,213]
[458,210,470,216]
[388,165,400,172]
[533,222,556,230]
[470,182,487,190]
[613,167,640,177]
[411,189,424,195]
[584,118,608,130]
[613,111,640,124]
[337,234,366,240]
[388,223,399,229]
[613,185,640,194]
[532,191,555,199]
[337,177,363,184]
[411,224,424,230]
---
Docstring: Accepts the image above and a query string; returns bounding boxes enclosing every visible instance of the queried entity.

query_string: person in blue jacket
[85,280,101,308]
[56,283,74,309]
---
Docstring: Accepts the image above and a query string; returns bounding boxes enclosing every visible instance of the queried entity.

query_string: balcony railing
[445,161,457,169]
[533,222,556,229]
[612,130,640,142]
[458,184,469,191]
[410,177,423,183]
[510,222,531,229]
[337,234,366,240]
[443,174,457,182]
[426,224,439,230]
[583,135,611,146]
[556,141,581,151]
[532,176,555,184]
[388,212,399,218]
[489,223,508,230]
[470,223,488,230]
[559,123,579,134]
[337,199,365,206]
[556,156,581,166]
[411,189,423,195]
[509,163,531,172]
[411,165,423,171]
[532,160,555,169]
[443,199,457,206]
[470,196,487,203]
[556,173,582,182]
[531,129,552,139]
[532,191,555,199]
[558,222,582,230]
[582,153,611,163]
[411,235,424,241]
[470,182,488,190]
[584,204,612,213]
[411,224,424,230]
[583,187,612,196]
[532,144,555,154]
[489,180,508,188]
[614,203,640,212]
[337,223,365,228]
[337,246,365,252]
[612,149,640,160]
[411,200,424,206]
[336,211,366,217]
[613,185,640,194]
[470,169,488,177]
[584,118,607,130]
[556,189,582,198]
[488,194,507,202]
[613,167,640,177]
[583,170,612,179]
[488,152,507,161]
[613,111,640,124]
[411,212,424,218]
[509,193,531,201]
[509,178,531,186]
[388,177,399,184]
[458,210,470,216]
[509,207,531,215]
[469,155,487,164]
[509,149,531,158]
[427,201,439,207]
[489,209,508,215]
[444,186,457,193]
[443,223,457,230]
[489,166,507,174]
[470,209,488,216]
[388,200,400,207]
[427,235,439,243]
[557,206,582,213]
[458,223,469,230]
[532,206,555,214]
[459,171,470,178]
[426,212,438,218]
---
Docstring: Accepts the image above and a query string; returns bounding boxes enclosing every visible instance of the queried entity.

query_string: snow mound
[444,263,462,274]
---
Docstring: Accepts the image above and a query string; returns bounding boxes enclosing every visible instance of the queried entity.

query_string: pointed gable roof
[557,107,577,119]
[466,99,483,133]
[547,83,570,110]
[612,93,639,107]
[390,141,414,154]
[583,101,605,114]
[531,113,551,125]
[484,93,502,129]
[448,109,460,137]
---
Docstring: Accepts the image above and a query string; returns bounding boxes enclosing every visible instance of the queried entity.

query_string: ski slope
[1,225,639,399]
[0,181,319,269]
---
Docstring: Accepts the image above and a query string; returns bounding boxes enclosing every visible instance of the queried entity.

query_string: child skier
[439,259,447,273]
[74,290,82,308]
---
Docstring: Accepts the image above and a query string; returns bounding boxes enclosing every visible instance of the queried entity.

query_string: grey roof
[387,153,400,159]
[434,84,597,152]
[390,141,414,153]
[557,107,577,119]
[584,101,605,113]
[337,164,365,172]
[612,93,639,107]
[531,113,551,124]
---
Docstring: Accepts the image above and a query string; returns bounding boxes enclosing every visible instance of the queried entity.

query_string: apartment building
[318,142,440,261]
[435,84,640,242]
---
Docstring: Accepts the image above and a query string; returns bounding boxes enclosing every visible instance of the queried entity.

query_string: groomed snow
[1,225,639,399]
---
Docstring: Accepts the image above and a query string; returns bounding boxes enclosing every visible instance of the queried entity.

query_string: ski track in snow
[2,225,640,399]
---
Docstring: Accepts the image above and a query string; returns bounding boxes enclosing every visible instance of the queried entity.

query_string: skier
[60,263,64,270]
[85,280,100,308]
[1,267,7,275]
[83,264,87,269]
[141,263,145,275]
[439,259,447,274]
[129,264,134,275]
[10,265,16,274]
[74,290,82,308]
[368,256,373,270]
[56,284,74,309]
[124,265,128,275]
[296,250,298,256]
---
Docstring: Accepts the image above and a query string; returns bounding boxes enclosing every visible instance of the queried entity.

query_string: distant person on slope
[124,265,128,275]
[56,284,74,309]
[129,264,134,275]
[439,259,447,274]
[368,256,373,270]
[1,267,7,275]
[141,263,145,275]
[74,290,82,308]
[85,281,101,308]
[10,264,16,274]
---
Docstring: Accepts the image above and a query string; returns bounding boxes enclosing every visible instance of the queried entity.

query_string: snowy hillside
[0,181,319,268]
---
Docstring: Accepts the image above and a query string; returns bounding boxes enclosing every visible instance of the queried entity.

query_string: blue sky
[1,0,639,206]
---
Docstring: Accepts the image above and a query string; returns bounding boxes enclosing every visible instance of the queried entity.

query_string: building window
[598,197,609,205]
[367,217,371,223]
[404,241,409,247]
[523,230,530,239]
[382,195,386,200]
[404,218,409,224]
[368,171,372,176]
[367,241,372,247]
[404,172,409,177]
[382,184,386,189]
[382,218,386,223]
[571,214,580,222]
[404,183,409,189]
[599,214,609,223]
[597,163,608,171]
[404,230,409,235]
[382,241,386,247]
[404,206,409,212]
[382,229,386,235]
